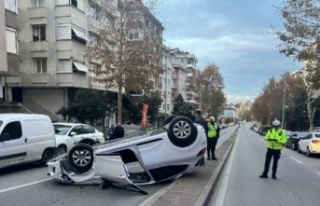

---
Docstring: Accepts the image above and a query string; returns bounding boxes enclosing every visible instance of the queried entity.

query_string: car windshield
[54,125,72,135]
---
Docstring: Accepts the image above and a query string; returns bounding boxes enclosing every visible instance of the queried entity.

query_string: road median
[139,128,239,206]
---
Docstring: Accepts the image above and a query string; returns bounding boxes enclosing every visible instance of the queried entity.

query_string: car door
[0,120,26,166]
[301,134,312,152]
[68,125,85,144]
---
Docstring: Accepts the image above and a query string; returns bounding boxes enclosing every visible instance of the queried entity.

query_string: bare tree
[87,0,163,123]
[276,0,320,130]
[194,64,226,117]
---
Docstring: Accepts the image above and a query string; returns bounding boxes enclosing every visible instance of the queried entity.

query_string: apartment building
[1,0,20,103]
[5,0,119,120]
[169,49,199,107]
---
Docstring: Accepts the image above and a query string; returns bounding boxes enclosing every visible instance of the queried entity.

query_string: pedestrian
[207,116,220,160]
[259,119,287,179]
[194,109,208,165]
[194,109,208,135]
[108,124,115,140]
[113,123,125,139]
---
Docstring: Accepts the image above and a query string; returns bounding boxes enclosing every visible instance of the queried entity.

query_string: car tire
[163,115,177,126]
[167,116,198,148]
[56,145,67,156]
[68,144,94,173]
[306,147,312,157]
[40,149,54,166]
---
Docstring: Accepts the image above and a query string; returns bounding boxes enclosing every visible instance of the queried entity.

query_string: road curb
[194,129,238,206]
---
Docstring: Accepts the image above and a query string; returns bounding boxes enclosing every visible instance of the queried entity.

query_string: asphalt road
[209,124,320,206]
[0,126,236,206]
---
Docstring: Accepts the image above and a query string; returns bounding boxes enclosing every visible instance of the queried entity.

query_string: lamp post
[282,80,289,128]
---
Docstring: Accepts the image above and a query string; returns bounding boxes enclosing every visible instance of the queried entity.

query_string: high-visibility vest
[208,123,218,138]
[265,128,287,150]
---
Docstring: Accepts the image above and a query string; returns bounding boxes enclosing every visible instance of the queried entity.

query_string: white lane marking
[0,178,51,194]
[290,156,303,164]
[317,172,320,176]
[211,132,239,206]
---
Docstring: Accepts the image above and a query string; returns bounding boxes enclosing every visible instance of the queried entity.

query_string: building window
[6,27,18,54]
[128,33,133,40]
[34,59,47,73]
[89,2,99,19]
[55,0,84,11]
[5,0,17,13]
[89,33,99,47]
[145,18,149,27]
[180,58,184,63]
[71,0,77,7]
[58,59,72,73]
[32,25,46,41]
[167,104,170,110]
[56,24,88,44]
[134,32,139,39]
[32,0,45,7]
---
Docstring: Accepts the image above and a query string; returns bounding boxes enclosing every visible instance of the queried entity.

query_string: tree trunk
[307,98,314,132]
[117,84,122,124]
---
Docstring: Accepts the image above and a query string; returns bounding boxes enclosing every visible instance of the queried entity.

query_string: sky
[155,0,303,104]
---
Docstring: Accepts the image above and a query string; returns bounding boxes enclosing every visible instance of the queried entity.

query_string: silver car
[47,116,207,194]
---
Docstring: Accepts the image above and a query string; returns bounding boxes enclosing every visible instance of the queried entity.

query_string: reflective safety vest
[264,128,287,150]
[208,123,218,138]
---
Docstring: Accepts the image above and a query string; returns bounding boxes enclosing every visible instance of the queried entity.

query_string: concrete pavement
[139,128,238,206]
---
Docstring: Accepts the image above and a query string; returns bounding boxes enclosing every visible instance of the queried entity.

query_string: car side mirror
[69,132,77,136]
[0,133,11,142]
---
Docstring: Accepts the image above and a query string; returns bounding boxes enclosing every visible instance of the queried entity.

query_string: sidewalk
[139,129,238,206]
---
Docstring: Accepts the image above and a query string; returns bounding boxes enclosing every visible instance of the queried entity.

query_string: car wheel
[167,116,198,148]
[306,147,312,157]
[68,144,94,173]
[56,145,67,156]
[40,149,54,166]
[163,115,177,126]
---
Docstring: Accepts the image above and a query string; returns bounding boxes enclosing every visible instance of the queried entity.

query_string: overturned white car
[47,116,207,194]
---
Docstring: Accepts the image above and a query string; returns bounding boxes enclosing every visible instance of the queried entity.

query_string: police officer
[259,119,287,179]
[207,116,220,160]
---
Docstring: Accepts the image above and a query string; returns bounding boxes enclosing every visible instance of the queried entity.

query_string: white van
[0,113,56,169]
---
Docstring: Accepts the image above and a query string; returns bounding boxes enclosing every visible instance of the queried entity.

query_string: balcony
[5,76,21,85]
[56,41,85,60]
[29,41,48,52]
[57,73,89,88]
[55,6,86,29]
[28,7,47,25]
[30,74,49,84]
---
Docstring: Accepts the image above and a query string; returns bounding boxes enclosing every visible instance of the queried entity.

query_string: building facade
[5,0,119,120]
[1,0,20,104]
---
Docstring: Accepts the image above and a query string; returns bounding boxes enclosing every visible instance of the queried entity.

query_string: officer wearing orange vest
[259,119,287,179]
[207,116,220,160]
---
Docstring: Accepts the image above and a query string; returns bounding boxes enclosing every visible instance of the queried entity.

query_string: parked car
[47,116,207,194]
[0,114,56,169]
[258,125,271,136]
[54,123,105,155]
[286,132,308,151]
[298,132,320,157]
